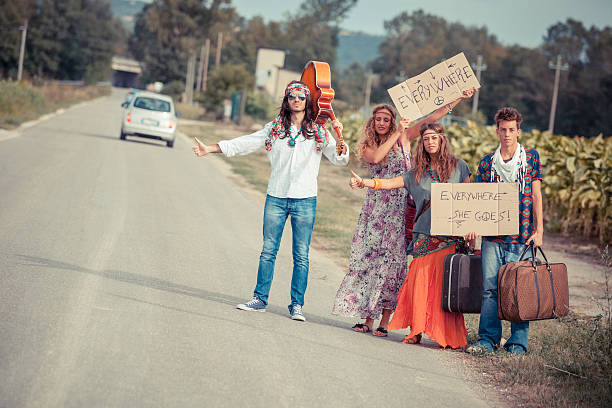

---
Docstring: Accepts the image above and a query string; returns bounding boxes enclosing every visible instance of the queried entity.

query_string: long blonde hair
[413,122,458,183]
[357,104,398,163]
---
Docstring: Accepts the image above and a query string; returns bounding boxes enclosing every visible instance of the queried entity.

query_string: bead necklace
[427,165,441,182]
[288,128,301,147]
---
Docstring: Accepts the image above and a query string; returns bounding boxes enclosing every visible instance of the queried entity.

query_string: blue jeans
[253,195,317,307]
[478,240,531,352]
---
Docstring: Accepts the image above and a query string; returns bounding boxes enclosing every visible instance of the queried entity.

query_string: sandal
[404,333,422,344]
[373,327,388,337]
[352,323,371,333]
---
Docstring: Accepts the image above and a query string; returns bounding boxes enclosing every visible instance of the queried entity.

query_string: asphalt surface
[0,89,499,408]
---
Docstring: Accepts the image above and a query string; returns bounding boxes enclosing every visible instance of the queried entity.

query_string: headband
[285,82,310,97]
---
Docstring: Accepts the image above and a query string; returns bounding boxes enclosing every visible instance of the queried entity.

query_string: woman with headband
[193,80,349,322]
[332,88,475,338]
[348,122,476,349]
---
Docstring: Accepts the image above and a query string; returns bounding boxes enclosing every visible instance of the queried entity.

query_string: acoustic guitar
[300,61,345,155]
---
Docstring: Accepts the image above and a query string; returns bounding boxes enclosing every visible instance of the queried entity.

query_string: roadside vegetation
[0,81,110,129]
[463,247,611,408]
[181,119,611,408]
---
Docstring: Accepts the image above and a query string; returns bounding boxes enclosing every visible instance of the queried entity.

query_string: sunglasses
[288,93,306,101]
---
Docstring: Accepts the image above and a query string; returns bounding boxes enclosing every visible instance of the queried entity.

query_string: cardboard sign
[430,183,519,236]
[387,53,481,120]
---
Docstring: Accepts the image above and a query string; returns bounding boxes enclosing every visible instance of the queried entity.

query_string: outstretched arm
[349,170,405,190]
[193,125,268,158]
[193,137,221,156]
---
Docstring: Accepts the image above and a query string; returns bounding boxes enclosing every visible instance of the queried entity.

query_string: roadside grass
[464,247,612,408]
[0,81,110,129]
[181,121,611,408]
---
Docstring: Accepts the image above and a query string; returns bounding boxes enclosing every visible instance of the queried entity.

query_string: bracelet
[373,178,382,190]
[446,104,452,114]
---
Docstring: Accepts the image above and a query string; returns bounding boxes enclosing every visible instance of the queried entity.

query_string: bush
[245,91,276,121]
[200,64,254,114]
[0,81,110,129]
[163,80,185,101]
[0,81,47,128]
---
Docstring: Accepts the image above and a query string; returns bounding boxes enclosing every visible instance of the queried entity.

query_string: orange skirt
[388,245,467,348]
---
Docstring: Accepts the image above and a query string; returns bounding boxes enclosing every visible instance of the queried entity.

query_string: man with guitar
[193,80,348,321]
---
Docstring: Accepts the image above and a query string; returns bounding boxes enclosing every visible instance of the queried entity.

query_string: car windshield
[133,96,171,112]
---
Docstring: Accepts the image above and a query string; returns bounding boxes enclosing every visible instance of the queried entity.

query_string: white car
[121,92,177,148]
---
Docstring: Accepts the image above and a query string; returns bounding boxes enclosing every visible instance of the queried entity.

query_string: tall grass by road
[181,121,611,408]
[0,81,110,129]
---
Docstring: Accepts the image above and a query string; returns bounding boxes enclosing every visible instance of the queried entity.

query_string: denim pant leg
[254,195,288,306]
[288,197,317,306]
[504,243,530,352]
[478,240,504,349]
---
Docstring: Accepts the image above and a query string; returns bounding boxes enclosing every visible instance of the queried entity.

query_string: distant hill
[337,30,384,72]
[109,0,148,32]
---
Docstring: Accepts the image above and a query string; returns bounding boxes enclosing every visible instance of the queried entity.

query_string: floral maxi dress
[332,147,408,319]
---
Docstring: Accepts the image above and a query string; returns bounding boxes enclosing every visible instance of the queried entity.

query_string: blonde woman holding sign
[349,122,476,348]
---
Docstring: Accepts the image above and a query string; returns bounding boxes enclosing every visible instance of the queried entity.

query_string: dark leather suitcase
[442,253,482,314]
[498,245,569,322]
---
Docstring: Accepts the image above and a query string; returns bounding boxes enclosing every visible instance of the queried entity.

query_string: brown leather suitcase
[442,252,482,314]
[497,245,569,322]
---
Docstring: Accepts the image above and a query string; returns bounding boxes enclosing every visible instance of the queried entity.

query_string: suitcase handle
[519,243,550,269]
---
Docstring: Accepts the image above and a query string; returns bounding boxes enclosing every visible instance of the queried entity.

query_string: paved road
[0,89,498,408]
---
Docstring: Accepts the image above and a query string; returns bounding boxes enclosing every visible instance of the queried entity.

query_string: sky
[228,0,612,48]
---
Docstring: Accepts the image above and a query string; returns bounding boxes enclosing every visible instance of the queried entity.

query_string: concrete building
[254,48,300,104]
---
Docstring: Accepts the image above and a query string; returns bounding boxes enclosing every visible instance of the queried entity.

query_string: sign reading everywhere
[387,53,481,120]
[430,183,519,236]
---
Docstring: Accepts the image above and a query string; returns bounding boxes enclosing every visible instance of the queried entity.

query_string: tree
[336,61,367,109]
[541,20,612,136]
[220,0,358,74]
[0,0,119,81]
[129,0,237,84]
[0,0,33,79]
[369,10,503,109]
[198,63,253,112]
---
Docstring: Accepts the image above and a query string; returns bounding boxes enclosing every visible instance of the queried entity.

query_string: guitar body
[300,61,344,154]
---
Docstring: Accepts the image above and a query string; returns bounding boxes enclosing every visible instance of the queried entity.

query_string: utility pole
[202,38,210,91]
[363,72,378,113]
[471,55,487,115]
[184,53,196,104]
[363,73,373,112]
[17,19,28,81]
[215,32,223,68]
[548,54,569,134]
[196,45,205,91]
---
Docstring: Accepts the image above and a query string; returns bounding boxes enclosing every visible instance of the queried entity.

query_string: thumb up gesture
[193,137,208,157]
[350,169,365,189]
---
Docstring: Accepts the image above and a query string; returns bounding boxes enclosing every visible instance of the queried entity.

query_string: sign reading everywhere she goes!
[430,183,519,236]
[387,53,481,120]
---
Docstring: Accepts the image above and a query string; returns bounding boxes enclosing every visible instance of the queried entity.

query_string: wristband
[373,178,382,190]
